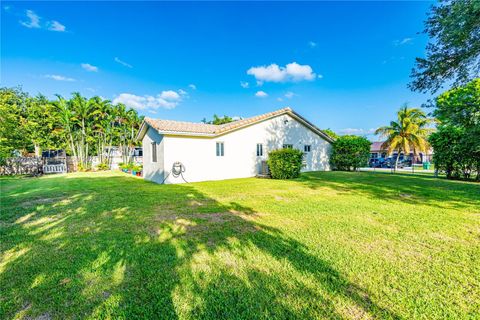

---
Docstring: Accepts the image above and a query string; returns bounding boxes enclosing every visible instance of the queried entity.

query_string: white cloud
[318,74,324,79]
[188,84,197,90]
[284,91,295,99]
[247,62,316,83]
[240,81,249,88]
[20,10,40,29]
[19,10,66,32]
[178,89,187,95]
[338,128,376,136]
[160,90,181,101]
[114,57,133,68]
[393,38,413,46]
[47,20,65,32]
[113,91,183,110]
[81,63,98,72]
[255,91,268,98]
[45,74,75,82]
[309,41,317,48]
[277,97,283,102]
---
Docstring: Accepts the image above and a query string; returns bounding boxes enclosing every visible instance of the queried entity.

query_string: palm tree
[54,95,78,164]
[375,105,432,171]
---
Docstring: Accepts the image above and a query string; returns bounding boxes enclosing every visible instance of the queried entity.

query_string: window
[256,143,263,156]
[370,153,378,159]
[216,142,224,156]
[304,145,311,152]
[283,144,293,149]
[151,142,157,162]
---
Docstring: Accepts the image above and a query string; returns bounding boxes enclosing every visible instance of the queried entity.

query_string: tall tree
[24,95,59,156]
[322,128,339,140]
[55,95,78,163]
[409,0,480,93]
[430,79,480,179]
[0,87,30,158]
[203,114,235,125]
[375,105,432,170]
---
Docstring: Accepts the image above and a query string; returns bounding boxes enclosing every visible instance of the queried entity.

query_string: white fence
[43,164,67,174]
[1,156,143,175]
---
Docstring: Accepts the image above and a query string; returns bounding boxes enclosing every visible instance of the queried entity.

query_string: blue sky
[1,1,433,139]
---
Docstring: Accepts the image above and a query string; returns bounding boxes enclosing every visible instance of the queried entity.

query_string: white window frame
[216,142,224,157]
[256,143,263,157]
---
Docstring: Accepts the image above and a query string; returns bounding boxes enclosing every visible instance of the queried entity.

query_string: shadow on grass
[0,174,400,319]
[298,171,480,210]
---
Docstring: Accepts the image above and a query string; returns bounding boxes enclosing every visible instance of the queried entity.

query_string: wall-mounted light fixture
[284,119,289,125]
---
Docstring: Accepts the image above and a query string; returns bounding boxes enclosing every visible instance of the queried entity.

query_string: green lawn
[1,171,479,319]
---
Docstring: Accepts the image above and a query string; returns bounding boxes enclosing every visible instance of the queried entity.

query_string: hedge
[267,148,304,179]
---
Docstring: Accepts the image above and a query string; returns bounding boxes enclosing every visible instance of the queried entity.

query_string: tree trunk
[34,144,41,157]
[394,152,401,172]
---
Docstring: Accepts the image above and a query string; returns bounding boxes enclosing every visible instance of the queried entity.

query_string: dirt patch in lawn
[20,197,65,208]
[151,210,261,241]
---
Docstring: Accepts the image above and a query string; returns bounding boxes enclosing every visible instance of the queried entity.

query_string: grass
[1,171,479,319]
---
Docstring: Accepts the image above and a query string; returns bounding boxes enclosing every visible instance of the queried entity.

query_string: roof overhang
[136,108,335,144]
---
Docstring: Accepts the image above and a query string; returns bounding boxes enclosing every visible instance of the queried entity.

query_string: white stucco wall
[156,114,331,184]
[142,127,165,184]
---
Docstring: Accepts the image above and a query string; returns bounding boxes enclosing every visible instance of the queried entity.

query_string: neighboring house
[103,146,143,157]
[370,141,433,163]
[136,107,334,184]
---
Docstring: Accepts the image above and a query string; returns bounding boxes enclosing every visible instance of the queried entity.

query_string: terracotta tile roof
[144,118,219,135]
[141,107,334,142]
[371,141,386,151]
[145,107,293,135]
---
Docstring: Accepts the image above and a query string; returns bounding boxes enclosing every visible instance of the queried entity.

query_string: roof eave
[135,120,149,142]
[287,110,335,143]
[159,131,216,137]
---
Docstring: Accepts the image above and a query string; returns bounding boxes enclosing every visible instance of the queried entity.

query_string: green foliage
[267,148,304,179]
[330,135,371,171]
[96,162,110,171]
[202,114,235,125]
[434,79,480,128]
[430,80,480,180]
[410,0,480,93]
[0,87,30,158]
[132,164,143,172]
[0,87,143,168]
[375,105,433,170]
[322,128,339,140]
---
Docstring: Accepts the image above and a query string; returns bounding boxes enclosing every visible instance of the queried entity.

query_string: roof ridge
[145,107,301,136]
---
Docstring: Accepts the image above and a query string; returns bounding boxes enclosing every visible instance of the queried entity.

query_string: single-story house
[136,107,334,184]
[370,141,433,163]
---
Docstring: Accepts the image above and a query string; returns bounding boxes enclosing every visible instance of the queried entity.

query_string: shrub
[330,135,371,171]
[97,162,109,171]
[131,164,142,172]
[267,148,304,179]
[429,126,479,180]
[429,79,480,180]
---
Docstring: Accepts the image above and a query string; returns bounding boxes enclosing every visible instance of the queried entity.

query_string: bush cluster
[429,79,480,181]
[330,135,370,171]
[267,148,304,179]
